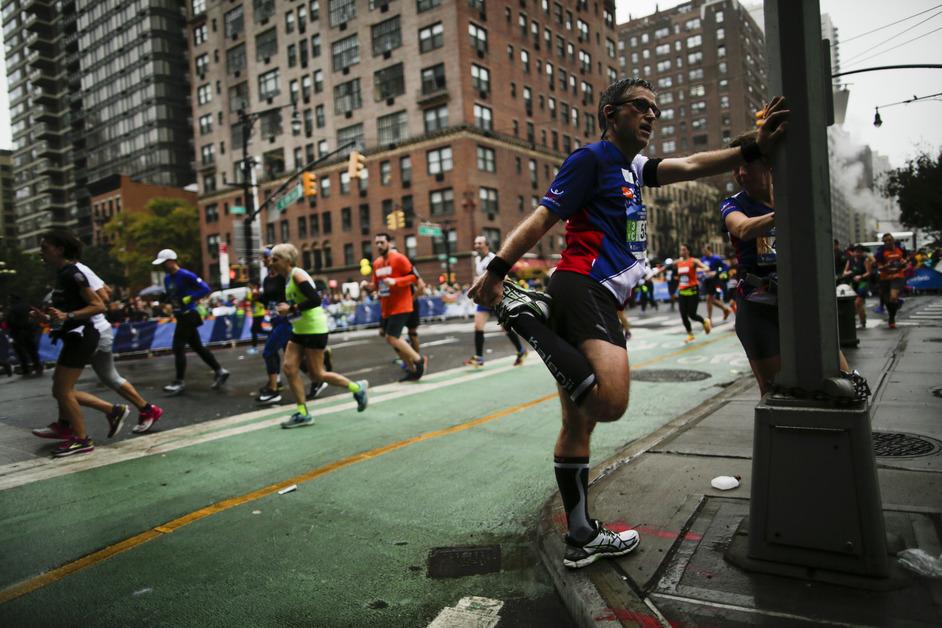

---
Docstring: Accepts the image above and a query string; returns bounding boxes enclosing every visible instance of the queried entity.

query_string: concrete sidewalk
[537,304,942,627]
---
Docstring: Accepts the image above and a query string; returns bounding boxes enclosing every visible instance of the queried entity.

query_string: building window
[195,53,209,76]
[341,206,352,230]
[476,146,495,172]
[298,216,308,239]
[417,0,442,12]
[322,211,333,234]
[380,161,391,185]
[285,10,296,33]
[427,147,453,175]
[421,63,446,94]
[419,22,444,52]
[429,187,454,215]
[256,28,278,61]
[688,51,702,65]
[662,140,676,152]
[372,16,402,56]
[473,104,492,130]
[400,156,412,183]
[320,176,331,197]
[315,104,325,127]
[201,144,215,166]
[207,234,220,257]
[343,243,355,266]
[311,33,322,57]
[374,63,405,100]
[225,6,244,38]
[258,70,280,100]
[422,105,448,133]
[479,187,498,214]
[205,203,219,223]
[337,123,364,153]
[328,0,356,27]
[378,110,408,145]
[199,114,213,135]
[197,84,212,105]
[469,22,487,52]
[471,64,490,94]
[193,24,207,45]
[228,82,249,112]
[333,78,362,114]
[331,35,359,72]
[226,44,246,75]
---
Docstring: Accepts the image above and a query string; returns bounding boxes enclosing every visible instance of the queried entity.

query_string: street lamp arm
[831,64,942,78]
[246,141,357,221]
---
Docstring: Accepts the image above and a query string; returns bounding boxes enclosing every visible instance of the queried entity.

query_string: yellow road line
[0,331,736,605]
[0,394,556,605]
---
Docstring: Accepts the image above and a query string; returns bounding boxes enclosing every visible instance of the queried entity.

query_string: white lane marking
[0,355,542,492]
[420,337,461,347]
[427,596,504,628]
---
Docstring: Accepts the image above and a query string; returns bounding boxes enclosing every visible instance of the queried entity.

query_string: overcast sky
[0,1,939,168]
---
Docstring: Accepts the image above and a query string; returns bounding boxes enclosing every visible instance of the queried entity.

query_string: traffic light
[385,209,406,230]
[301,172,318,197]
[347,150,366,179]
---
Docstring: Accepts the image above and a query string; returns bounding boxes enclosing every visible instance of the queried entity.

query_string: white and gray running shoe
[563,521,640,569]
[494,279,552,327]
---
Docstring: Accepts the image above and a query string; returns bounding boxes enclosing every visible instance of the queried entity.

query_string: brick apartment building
[617,0,767,195]
[187,0,619,287]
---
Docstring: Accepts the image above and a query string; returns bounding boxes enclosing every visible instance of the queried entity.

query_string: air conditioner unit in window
[476,49,484,59]
[435,173,444,182]
[479,90,488,99]
[383,50,391,60]
[386,97,394,106]
[487,212,495,221]
[345,111,352,118]
[343,67,349,75]
[403,180,411,188]
[264,57,270,64]
[340,22,347,31]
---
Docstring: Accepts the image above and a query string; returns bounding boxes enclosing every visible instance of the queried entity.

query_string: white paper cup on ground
[711,475,741,491]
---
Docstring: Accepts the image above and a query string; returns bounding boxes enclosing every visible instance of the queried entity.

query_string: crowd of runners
[17,76,906,571]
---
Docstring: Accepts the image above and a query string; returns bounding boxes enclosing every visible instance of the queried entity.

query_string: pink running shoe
[132,404,164,434]
[32,422,75,440]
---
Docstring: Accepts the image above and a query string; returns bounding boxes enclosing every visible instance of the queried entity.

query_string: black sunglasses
[613,98,661,119]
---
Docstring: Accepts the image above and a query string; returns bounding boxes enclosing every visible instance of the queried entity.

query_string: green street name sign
[275,184,303,212]
[418,222,442,237]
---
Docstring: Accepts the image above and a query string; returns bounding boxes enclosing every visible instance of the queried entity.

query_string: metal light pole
[726,0,890,583]
[237,105,302,284]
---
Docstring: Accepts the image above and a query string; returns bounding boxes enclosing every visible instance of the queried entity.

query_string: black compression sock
[507,330,523,353]
[554,456,595,543]
[474,330,484,357]
[509,313,596,403]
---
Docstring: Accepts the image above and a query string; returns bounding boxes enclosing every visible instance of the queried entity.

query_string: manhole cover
[427,545,501,578]
[632,369,711,382]
[872,432,942,458]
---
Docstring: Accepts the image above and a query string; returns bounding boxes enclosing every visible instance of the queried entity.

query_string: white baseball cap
[152,249,178,265]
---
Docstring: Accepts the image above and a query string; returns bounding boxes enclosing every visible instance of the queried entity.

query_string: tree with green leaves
[883,150,942,240]
[0,243,50,307]
[103,198,203,291]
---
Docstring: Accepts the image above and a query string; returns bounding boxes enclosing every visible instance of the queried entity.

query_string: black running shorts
[289,332,329,350]
[734,297,780,360]
[406,300,420,331]
[382,312,411,339]
[547,271,625,348]
[56,327,100,369]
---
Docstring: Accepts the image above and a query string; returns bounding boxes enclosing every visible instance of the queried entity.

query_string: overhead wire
[841,8,942,66]
[838,3,942,45]
[843,25,942,69]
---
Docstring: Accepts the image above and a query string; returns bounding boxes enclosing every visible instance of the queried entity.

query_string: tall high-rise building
[0,149,13,241]
[616,0,767,193]
[188,0,619,286]
[3,0,84,249]
[1,0,195,251]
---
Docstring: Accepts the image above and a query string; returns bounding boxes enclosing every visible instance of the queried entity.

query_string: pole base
[725,518,911,591]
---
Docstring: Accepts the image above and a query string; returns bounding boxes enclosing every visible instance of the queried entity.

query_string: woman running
[267,243,368,428]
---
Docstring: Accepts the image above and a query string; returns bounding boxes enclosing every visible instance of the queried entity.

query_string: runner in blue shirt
[469,78,789,569]
[700,244,733,322]
[153,248,229,395]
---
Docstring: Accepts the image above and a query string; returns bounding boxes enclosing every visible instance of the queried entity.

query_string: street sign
[419,222,442,237]
[275,184,303,212]
[231,205,246,215]
[437,254,447,261]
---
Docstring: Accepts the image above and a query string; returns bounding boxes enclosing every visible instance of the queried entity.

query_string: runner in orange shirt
[366,233,426,381]
[875,233,907,329]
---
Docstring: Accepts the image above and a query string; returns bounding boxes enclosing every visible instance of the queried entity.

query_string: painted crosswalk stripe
[427,597,504,628]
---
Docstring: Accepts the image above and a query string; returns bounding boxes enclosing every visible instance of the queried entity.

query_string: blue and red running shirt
[720,191,776,294]
[541,141,660,306]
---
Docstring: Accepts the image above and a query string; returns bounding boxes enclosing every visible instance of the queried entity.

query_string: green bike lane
[0,325,746,627]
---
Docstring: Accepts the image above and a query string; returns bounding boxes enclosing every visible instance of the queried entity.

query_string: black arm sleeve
[642,158,663,188]
[296,279,323,310]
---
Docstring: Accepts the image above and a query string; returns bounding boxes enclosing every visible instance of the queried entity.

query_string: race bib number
[679,273,690,287]
[378,282,391,297]
[757,228,776,266]
[626,219,647,260]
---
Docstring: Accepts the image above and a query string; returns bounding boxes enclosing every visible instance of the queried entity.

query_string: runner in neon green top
[268,243,368,428]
